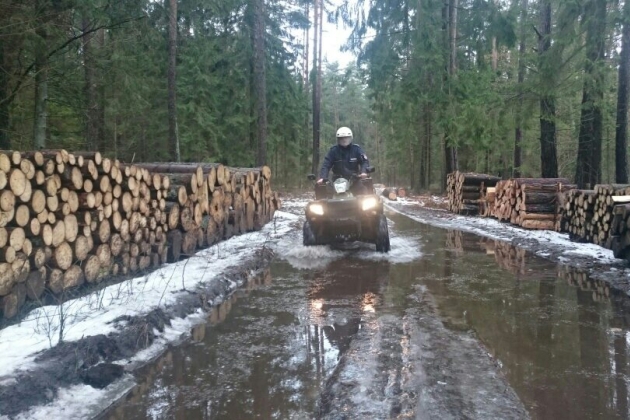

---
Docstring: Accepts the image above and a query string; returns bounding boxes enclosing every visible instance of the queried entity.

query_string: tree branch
[532,24,543,40]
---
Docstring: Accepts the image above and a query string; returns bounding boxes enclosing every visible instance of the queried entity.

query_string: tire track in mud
[317,284,529,420]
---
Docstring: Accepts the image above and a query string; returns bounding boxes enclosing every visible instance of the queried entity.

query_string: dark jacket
[318,143,369,180]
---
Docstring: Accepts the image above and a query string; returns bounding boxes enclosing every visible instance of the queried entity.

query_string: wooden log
[8,227,25,251]
[521,192,558,205]
[84,255,101,283]
[0,263,14,296]
[63,266,84,290]
[74,235,91,261]
[95,244,112,269]
[167,230,183,262]
[47,268,64,294]
[11,254,30,283]
[52,242,73,270]
[9,168,27,197]
[25,266,47,300]
[14,204,30,227]
[520,220,556,230]
[1,283,26,319]
[382,188,397,201]
[51,221,65,248]
[0,247,16,264]
[97,219,111,244]
[0,190,15,212]
[110,233,124,257]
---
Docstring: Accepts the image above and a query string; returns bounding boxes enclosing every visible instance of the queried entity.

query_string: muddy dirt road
[101,206,630,420]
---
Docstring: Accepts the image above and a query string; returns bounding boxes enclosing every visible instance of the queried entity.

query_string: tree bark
[33,38,48,150]
[538,0,558,179]
[83,18,99,151]
[0,37,8,149]
[443,0,458,186]
[252,0,267,166]
[311,0,321,175]
[514,0,528,178]
[576,0,607,188]
[167,0,180,162]
[616,0,630,184]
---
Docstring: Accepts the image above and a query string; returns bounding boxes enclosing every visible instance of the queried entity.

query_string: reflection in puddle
[438,227,630,419]
[103,259,390,420]
[447,230,613,304]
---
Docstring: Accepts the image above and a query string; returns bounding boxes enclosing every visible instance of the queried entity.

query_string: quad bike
[303,168,391,252]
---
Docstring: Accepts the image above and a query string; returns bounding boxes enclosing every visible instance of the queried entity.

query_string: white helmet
[336,127,353,147]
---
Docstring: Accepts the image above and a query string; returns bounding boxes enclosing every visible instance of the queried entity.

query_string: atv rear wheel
[375,215,390,253]
[303,221,317,246]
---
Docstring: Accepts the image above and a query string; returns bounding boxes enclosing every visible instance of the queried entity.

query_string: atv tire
[375,215,390,253]
[303,221,317,246]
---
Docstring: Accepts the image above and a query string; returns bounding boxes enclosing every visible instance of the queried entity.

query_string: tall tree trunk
[33,28,47,150]
[538,0,559,178]
[97,29,106,151]
[514,0,528,178]
[311,0,321,175]
[576,0,607,188]
[491,36,498,72]
[443,0,458,185]
[33,0,48,150]
[252,0,267,165]
[616,0,630,183]
[167,0,180,162]
[304,1,310,89]
[0,38,9,149]
[83,18,99,151]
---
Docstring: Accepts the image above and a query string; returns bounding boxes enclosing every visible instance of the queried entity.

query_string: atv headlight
[333,178,350,194]
[309,203,324,215]
[362,197,378,211]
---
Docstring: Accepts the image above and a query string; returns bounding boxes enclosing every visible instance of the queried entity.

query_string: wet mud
[100,206,630,420]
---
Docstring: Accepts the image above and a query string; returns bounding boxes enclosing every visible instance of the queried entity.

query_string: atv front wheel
[375,215,390,253]
[303,221,317,246]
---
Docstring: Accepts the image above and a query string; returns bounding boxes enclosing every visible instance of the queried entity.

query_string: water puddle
[102,211,630,420]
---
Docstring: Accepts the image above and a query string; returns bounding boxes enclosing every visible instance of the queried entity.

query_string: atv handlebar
[307,166,375,183]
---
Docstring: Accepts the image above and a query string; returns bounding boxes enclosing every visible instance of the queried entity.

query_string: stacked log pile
[605,198,630,259]
[562,185,630,247]
[0,151,279,319]
[492,178,574,229]
[447,171,500,215]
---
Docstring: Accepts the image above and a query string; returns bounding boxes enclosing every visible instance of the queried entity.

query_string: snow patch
[387,203,617,264]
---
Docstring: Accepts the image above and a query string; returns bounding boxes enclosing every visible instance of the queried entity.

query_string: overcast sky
[321,6,355,68]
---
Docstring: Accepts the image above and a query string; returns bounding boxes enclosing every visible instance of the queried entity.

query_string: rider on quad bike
[303,127,390,252]
[317,127,369,196]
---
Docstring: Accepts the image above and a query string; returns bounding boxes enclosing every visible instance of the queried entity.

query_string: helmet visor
[338,137,352,147]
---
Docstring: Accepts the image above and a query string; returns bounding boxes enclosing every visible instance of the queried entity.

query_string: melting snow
[0,210,297,420]
[386,202,617,264]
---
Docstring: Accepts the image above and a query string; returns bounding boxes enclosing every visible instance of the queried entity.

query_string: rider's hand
[317,178,324,184]
[358,173,368,179]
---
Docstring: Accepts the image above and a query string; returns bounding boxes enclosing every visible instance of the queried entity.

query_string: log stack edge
[446,171,630,263]
[0,150,280,319]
